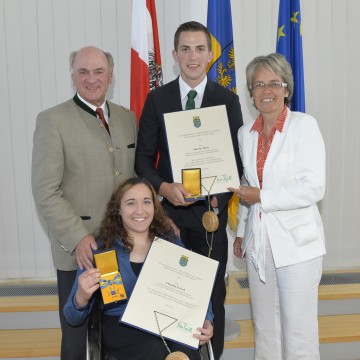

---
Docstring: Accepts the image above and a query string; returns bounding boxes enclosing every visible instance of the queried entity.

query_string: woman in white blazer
[229,53,326,360]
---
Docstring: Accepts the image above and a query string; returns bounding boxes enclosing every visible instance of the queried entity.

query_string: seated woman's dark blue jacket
[63,236,214,326]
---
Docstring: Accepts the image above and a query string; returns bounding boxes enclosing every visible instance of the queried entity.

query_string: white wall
[1,0,359,279]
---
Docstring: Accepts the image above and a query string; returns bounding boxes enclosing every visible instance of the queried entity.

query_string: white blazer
[236,109,326,279]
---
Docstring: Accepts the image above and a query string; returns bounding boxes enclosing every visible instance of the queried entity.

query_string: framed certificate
[163,105,240,195]
[120,238,218,349]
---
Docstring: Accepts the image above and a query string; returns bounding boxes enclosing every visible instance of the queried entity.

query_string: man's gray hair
[69,47,114,73]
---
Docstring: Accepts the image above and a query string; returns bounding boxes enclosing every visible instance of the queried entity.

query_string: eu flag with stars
[276,0,305,112]
[207,0,237,94]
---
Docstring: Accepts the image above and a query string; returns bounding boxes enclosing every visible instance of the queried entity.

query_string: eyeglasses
[250,82,288,90]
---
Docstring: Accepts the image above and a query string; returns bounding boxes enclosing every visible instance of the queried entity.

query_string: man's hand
[159,182,193,207]
[75,268,101,308]
[75,234,97,270]
[193,319,213,345]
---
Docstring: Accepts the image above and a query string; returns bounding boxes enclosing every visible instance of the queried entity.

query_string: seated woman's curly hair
[97,178,175,249]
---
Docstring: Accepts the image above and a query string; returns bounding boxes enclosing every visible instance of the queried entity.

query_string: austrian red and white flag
[130,0,163,122]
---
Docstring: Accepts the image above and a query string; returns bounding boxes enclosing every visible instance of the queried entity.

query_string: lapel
[247,129,260,187]
[73,94,97,117]
[166,78,183,112]
[262,108,292,179]
[158,80,182,146]
[72,96,112,143]
[73,93,111,118]
[200,80,216,108]
[107,101,125,145]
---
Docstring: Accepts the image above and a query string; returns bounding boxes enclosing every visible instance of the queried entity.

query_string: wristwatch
[157,194,165,204]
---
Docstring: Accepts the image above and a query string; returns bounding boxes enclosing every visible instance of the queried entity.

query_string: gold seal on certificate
[202,211,219,232]
[165,352,190,360]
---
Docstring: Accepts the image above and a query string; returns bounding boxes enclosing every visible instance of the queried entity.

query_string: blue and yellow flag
[206,0,237,94]
[276,0,305,112]
[207,0,238,233]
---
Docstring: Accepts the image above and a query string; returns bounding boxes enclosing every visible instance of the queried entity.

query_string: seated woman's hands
[75,268,101,308]
[193,319,213,345]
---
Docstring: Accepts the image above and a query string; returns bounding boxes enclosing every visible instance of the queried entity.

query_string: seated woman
[64,177,213,360]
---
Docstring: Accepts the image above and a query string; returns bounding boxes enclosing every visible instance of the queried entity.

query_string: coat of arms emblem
[179,255,188,267]
[193,116,201,128]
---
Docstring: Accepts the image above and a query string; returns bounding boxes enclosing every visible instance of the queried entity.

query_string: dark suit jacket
[135,77,243,214]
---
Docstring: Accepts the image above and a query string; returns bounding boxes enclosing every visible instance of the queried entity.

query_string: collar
[179,76,207,104]
[77,93,106,112]
[73,93,109,118]
[114,237,127,249]
[251,105,288,133]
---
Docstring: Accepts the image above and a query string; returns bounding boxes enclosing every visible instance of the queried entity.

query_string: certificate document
[163,104,240,195]
[121,238,218,349]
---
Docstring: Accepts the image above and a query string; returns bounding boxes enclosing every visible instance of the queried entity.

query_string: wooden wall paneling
[68,0,86,52]
[0,0,360,279]
[101,0,119,104]
[341,0,360,265]
[33,0,64,277]
[83,0,102,46]
[114,0,132,107]
[17,0,44,277]
[53,0,72,104]
[37,0,58,109]
[310,0,335,268]
[2,0,29,277]
[162,0,180,83]
[326,0,348,268]
[0,0,21,278]
[301,0,318,116]
[7,0,37,277]
[236,0,261,124]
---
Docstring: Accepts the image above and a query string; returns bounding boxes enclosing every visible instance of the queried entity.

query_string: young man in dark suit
[135,21,243,360]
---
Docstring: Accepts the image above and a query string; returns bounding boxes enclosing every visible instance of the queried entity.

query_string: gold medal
[165,351,190,360]
[202,210,219,232]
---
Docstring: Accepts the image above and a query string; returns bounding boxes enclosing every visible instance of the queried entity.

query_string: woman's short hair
[245,53,294,106]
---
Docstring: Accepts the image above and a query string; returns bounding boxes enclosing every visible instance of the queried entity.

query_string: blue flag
[207,0,236,94]
[207,0,239,233]
[276,0,305,112]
